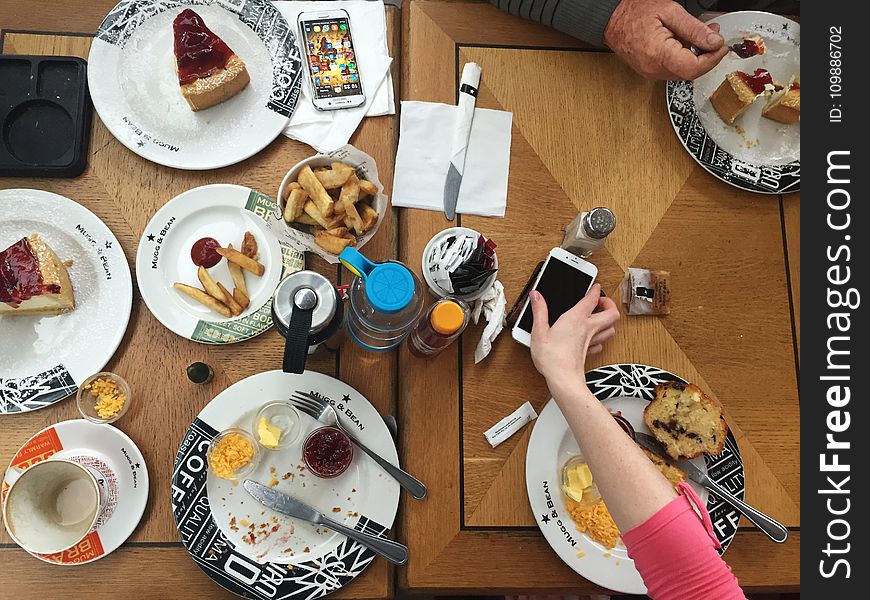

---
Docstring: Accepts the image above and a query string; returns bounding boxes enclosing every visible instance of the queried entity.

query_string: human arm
[490,0,728,80]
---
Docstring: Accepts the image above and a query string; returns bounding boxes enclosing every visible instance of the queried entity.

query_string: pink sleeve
[621,482,747,600]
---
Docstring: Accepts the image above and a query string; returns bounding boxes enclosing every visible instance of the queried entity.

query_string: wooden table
[398,1,800,595]
[0,2,400,598]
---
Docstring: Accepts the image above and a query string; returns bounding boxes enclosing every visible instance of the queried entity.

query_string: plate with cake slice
[88,0,303,170]
[526,364,745,595]
[666,11,799,194]
[0,189,132,414]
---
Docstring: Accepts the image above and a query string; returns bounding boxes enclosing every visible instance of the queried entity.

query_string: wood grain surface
[399,1,800,594]
[0,3,401,599]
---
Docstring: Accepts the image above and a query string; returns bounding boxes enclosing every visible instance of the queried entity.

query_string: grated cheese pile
[565,497,620,549]
[210,433,254,480]
[86,377,126,419]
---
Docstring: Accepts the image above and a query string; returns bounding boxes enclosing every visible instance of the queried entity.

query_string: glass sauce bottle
[407,297,470,358]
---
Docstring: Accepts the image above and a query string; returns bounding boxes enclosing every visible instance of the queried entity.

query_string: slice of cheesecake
[172,8,250,111]
[762,76,800,124]
[710,68,775,125]
[0,234,75,316]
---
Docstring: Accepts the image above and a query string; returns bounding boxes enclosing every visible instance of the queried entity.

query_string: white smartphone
[511,248,598,347]
[298,9,366,111]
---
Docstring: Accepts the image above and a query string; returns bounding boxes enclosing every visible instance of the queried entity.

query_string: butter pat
[565,462,594,500]
[258,417,282,448]
[484,401,538,448]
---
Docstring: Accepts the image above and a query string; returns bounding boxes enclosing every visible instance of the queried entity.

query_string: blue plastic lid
[365,262,415,313]
[339,247,376,279]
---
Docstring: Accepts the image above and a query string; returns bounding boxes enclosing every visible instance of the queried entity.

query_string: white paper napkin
[274,1,395,151]
[471,280,506,363]
[392,101,512,217]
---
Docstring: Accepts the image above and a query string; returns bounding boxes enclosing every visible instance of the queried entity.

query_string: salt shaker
[561,207,616,258]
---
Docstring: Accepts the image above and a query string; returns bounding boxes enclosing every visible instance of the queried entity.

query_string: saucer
[2,419,149,564]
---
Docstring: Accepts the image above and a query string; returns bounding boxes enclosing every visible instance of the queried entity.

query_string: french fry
[357,202,379,235]
[216,247,265,276]
[303,200,331,229]
[295,212,319,226]
[226,243,247,297]
[283,187,308,223]
[342,198,364,235]
[335,174,360,215]
[217,282,243,316]
[173,283,232,318]
[315,230,355,254]
[313,163,354,189]
[298,165,334,217]
[325,213,346,229]
[233,286,250,310]
[198,266,225,302]
[358,179,378,198]
[284,181,301,199]
[241,231,258,259]
[326,226,350,238]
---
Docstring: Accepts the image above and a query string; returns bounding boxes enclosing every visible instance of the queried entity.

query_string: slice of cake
[729,35,765,58]
[643,381,728,460]
[0,234,75,316]
[173,8,250,111]
[762,76,800,124]
[642,448,688,488]
[710,68,775,125]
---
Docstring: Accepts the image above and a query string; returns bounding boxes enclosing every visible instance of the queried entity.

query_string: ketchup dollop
[736,68,775,95]
[303,427,353,478]
[191,237,222,268]
[173,9,234,85]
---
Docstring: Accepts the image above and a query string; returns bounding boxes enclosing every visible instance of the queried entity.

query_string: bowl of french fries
[277,146,386,263]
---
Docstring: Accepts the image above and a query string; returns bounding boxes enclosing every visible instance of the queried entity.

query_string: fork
[290,392,428,500]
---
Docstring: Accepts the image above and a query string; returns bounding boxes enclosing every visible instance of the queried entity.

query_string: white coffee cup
[3,459,104,555]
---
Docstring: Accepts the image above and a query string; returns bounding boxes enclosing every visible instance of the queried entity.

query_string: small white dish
[422,226,498,302]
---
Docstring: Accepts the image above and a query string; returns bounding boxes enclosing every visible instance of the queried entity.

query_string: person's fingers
[529,291,550,341]
[589,327,616,347]
[590,296,620,328]
[662,4,723,51]
[587,344,604,356]
[709,23,721,35]
[567,283,603,319]
[663,40,729,80]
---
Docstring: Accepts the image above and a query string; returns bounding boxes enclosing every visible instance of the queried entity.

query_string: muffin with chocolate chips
[643,382,728,460]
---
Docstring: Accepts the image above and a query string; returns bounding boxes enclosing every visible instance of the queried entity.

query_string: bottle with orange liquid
[407,297,470,358]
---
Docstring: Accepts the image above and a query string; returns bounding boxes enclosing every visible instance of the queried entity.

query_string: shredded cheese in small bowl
[207,428,261,481]
[76,372,131,424]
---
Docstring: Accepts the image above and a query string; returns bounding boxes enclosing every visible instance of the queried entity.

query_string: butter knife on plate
[443,62,481,221]
[634,432,788,543]
[243,480,408,564]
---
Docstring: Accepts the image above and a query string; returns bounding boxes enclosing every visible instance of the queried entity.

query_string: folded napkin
[471,280,506,363]
[392,101,512,217]
[274,1,396,151]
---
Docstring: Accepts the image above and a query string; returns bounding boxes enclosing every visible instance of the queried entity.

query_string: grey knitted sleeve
[490,0,624,47]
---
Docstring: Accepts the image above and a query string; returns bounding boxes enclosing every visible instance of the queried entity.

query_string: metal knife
[243,480,408,564]
[443,62,481,221]
[635,432,788,543]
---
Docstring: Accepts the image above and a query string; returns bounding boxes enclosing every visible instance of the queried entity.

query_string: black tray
[0,55,92,177]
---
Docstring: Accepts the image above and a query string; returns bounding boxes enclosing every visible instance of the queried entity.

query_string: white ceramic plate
[88,0,302,170]
[526,364,745,595]
[172,370,400,598]
[1,419,149,564]
[0,189,132,414]
[136,184,302,344]
[666,12,800,194]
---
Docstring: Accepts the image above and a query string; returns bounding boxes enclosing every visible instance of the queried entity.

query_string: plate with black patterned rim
[88,0,302,170]
[172,370,400,600]
[1,189,132,415]
[666,11,799,194]
[525,364,744,595]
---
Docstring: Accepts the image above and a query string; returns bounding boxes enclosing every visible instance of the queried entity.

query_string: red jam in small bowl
[303,427,353,478]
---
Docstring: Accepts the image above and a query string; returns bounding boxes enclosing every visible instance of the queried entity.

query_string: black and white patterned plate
[0,189,132,414]
[526,364,745,594]
[172,370,399,599]
[666,12,800,194]
[88,0,303,169]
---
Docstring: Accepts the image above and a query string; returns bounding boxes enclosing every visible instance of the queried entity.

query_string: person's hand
[603,0,729,80]
[529,283,620,395]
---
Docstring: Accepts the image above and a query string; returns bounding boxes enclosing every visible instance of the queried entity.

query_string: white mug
[3,459,104,555]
